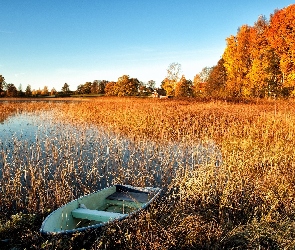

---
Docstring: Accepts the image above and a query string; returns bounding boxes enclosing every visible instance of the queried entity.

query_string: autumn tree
[41,86,49,96]
[160,63,181,96]
[247,16,271,97]
[199,67,212,82]
[116,75,139,96]
[103,76,140,96]
[161,62,182,96]
[220,4,295,98]
[267,5,295,95]
[84,82,92,94]
[192,67,213,97]
[50,88,56,96]
[192,74,202,96]
[91,80,107,94]
[223,25,252,97]
[161,78,174,96]
[175,75,193,97]
[104,81,117,96]
[32,88,41,96]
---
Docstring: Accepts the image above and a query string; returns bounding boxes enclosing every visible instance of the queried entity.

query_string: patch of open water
[0,111,222,190]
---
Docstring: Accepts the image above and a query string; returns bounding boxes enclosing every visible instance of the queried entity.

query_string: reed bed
[0,98,295,249]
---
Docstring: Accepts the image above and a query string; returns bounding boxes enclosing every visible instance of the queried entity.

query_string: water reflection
[0,112,222,184]
[0,111,222,213]
[0,113,39,143]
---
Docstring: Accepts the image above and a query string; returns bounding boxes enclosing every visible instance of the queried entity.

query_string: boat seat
[72,208,126,222]
[107,191,149,203]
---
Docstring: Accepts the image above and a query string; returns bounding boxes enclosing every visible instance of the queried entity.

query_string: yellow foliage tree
[175,75,193,97]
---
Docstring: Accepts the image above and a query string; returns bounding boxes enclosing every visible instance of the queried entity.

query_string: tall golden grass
[0,97,295,249]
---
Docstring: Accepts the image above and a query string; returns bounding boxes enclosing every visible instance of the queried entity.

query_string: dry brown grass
[1,97,295,249]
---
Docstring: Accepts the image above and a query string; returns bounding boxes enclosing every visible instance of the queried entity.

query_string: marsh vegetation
[0,97,295,249]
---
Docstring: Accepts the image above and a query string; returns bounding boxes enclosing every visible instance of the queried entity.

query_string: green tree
[138,81,147,95]
[0,75,5,96]
[6,83,18,97]
[61,83,70,94]
[206,58,227,97]
[83,82,92,94]
[90,80,107,94]
[14,83,24,97]
[147,80,156,89]
[25,85,32,97]
[264,48,282,97]
[91,80,99,94]
[75,82,92,94]
[76,84,84,95]
[98,80,108,94]
[0,75,4,88]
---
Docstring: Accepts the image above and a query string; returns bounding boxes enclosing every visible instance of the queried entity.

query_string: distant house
[151,88,167,98]
[151,90,159,98]
[159,95,173,99]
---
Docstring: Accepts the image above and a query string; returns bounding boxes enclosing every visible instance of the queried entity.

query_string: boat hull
[40,185,161,235]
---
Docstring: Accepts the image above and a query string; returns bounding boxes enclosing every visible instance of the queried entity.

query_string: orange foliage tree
[104,75,139,96]
[268,5,295,93]
[219,4,295,98]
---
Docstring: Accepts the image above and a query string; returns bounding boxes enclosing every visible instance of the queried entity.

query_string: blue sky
[1,1,294,91]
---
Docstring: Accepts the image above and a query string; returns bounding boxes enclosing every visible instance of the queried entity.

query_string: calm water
[0,113,42,144]
[0,111,222,191]
[0,111,138,193]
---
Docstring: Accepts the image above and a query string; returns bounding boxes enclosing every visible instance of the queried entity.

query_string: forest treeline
[207,4,295,98]
[0,4,294,99]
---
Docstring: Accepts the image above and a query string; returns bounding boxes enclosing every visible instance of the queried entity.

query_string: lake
[0,104,222,214]
[0,110,222,181]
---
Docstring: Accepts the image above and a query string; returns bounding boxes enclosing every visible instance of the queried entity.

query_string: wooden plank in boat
[72,208,126,222]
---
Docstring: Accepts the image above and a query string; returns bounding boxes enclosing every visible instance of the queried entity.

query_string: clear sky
[1,1,294,91]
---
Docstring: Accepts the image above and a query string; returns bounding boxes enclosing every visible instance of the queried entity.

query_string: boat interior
[71,188,150,226]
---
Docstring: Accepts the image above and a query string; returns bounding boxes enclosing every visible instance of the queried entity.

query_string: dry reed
[0,98,295,249]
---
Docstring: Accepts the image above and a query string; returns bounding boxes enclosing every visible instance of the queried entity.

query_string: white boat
[40,184,162,235]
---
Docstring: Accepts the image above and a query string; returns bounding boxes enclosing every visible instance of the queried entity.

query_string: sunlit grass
[0,97,295,249]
